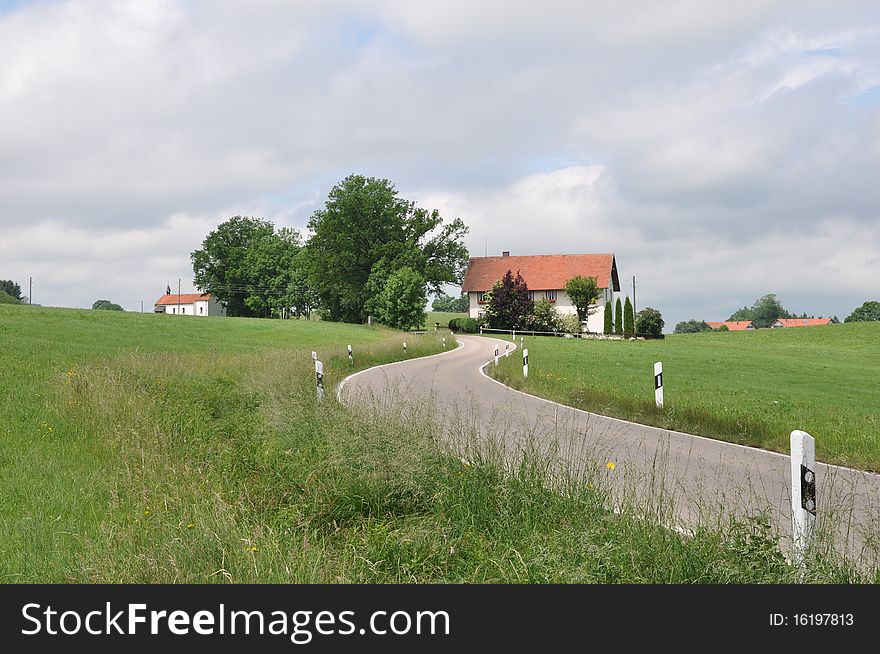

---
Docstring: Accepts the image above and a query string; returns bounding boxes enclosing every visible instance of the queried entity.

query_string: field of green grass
[0,304,870,582]
[488,323,880,471]
[424,311,467,329]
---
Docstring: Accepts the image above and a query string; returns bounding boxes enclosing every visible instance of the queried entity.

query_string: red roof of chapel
[461,254,618,292]
[154,293,212,306]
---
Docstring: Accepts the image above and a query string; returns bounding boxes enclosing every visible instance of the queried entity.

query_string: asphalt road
[339,334,880,565]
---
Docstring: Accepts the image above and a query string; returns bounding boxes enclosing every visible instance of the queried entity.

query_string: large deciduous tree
[674,319,712,334]
[636,308,664,336]
[564,275,600,323]
[727,293,791,328]
[432,292,469,313]
[484,270,533,330]
[845,300,880,322]
[304,175,469,323]
[374,266,427,330]
[92,300,124,311]
[0,280,22,302]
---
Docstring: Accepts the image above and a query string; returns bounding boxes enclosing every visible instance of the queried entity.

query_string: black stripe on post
[654,373,662,390]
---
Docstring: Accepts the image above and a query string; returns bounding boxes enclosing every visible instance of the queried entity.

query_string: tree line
[190,175,470,330]
[674,293,879,333]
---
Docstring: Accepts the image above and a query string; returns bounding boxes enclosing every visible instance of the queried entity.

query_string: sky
[1,0,878,328]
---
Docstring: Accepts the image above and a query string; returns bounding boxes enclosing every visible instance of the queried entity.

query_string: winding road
[339,334,880,564]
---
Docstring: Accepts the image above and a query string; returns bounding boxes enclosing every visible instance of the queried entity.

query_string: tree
[0,280,22,301]
[623,296,635,335]
[432,292,469,313]
[614,298,623,335]
[191,216,277,317]
[527,299,562,332]
[304,175,469,323]
[636,308,664,336]
[674,319,712,334]
[0,290,21,304]
[242,227,303,318]
[92,300,124,311]
[845,301,880,323]
[728,293,791,328]
[374,267,427,330]
[604,300,612,334]
[484,270,534,330]
[564,275,600,322]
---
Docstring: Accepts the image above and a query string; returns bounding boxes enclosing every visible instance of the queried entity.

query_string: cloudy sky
[1,0,878,327]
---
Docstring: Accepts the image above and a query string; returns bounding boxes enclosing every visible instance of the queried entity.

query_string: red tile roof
[772,318,834,327]
[706,321,754,331]
[461,254,618,292]
[154,293,212,306]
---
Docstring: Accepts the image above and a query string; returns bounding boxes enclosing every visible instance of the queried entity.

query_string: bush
[614,298,623,335]
[623,297,635,335]
[526,299,562,332]
[448,317,478,333]
[0,290,21,304]
[558,313,583,334]
[603,300,612,334]
[635,307,664,336]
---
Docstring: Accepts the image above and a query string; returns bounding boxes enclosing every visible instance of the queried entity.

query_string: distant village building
[461,252,620,333]
[706,321,755,331]
[770,318,834,328]
[154,293,226,317]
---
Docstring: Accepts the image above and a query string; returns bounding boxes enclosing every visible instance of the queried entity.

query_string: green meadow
[0,305,871,582]
[489,322,880,471]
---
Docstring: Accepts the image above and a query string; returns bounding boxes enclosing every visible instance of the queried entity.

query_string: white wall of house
[469,287,613,333]
[159,297,226,316]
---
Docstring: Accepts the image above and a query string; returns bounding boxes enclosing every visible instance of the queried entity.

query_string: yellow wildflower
[606,461,616,471]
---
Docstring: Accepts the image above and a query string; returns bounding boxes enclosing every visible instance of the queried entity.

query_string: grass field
[0,304,871,582]
[488,322,880,471]
[424,311,467,329]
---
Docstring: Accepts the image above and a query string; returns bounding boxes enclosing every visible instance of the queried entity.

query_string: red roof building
[461,252,620,333]
[706,321,755,331]
[153,292,225,317]
[770,318,834,328]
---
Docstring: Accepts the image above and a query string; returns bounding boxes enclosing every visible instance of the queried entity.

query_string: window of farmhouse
[545,290,557,302]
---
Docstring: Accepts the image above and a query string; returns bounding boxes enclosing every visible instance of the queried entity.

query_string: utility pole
[632,275,637,317]
[178,278,181,315]
[29,277,32,305]
[141,301,144,313]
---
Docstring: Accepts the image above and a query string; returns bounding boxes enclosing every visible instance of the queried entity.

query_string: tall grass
[0,305,874,582]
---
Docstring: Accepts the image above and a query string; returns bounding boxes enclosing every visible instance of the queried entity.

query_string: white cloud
[0,0,878,323]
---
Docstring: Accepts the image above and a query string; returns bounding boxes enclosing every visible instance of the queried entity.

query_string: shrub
[623,297,635,335]
[0,290,21,305]
[674,319,712,334]
[449,317,478,333]
[559,313,583,334]
[527,299,562,332]
[603,300,612,334]
[635,307,664,336]
[614,298,623,335]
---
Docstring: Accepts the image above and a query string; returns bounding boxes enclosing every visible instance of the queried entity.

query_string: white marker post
[505,342,510,357]
[311,351,317,362]
[347,344,353,364]
[523,348,529,378]
[315,360,324,401]
[512,329,516,342]
[654,361,663,408]
[403,341,407,355]
[494,346,499,365]
[442,337,446,348]
[790,430,817,565]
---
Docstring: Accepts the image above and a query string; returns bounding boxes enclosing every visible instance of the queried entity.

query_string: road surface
[339,334,880,565]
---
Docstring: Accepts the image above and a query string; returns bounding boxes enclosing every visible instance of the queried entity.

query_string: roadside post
[512,329,516,342]
[523,348,529,378]
[315,359,324,401]
[654,362,663,408]
[347,344,353,364]
[434,322,439,331]
[494,346,499,365]
[443,337,446,348]
[403,341,407,354]
[505,342,510,357]
[311,351,317,362]
[790,430,817,565]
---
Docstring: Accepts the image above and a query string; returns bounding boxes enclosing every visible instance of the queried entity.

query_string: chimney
[502,251,510,257]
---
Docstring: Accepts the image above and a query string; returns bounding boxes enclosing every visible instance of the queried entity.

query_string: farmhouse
[706,321,755,331]
[461,252,620,333]
[770,318,834,328]
[154,293,226,316]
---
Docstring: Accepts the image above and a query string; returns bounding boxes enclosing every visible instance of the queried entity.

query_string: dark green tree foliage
[0,290,21,304]
[614,298,623,335]
[432,292,469,313]
[92,300,124,311]
[242,227,304,318]
[485,270,534,330]
[623,296,635,335]
[728,294,791,328]
[674,319,712,334]
[0,280,22,301]
[305,175,469,323]
[373,267,427,330]
[845,301,880,322]
[635,307,664,336]
[564,275,600,322]
[191,216,277,317]
[604,300,613,334]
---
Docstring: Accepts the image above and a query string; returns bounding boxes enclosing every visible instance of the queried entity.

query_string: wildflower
[144,510,151,516]
[606,461,616,471]
[245,546,257,552]
[187,523,194,529]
